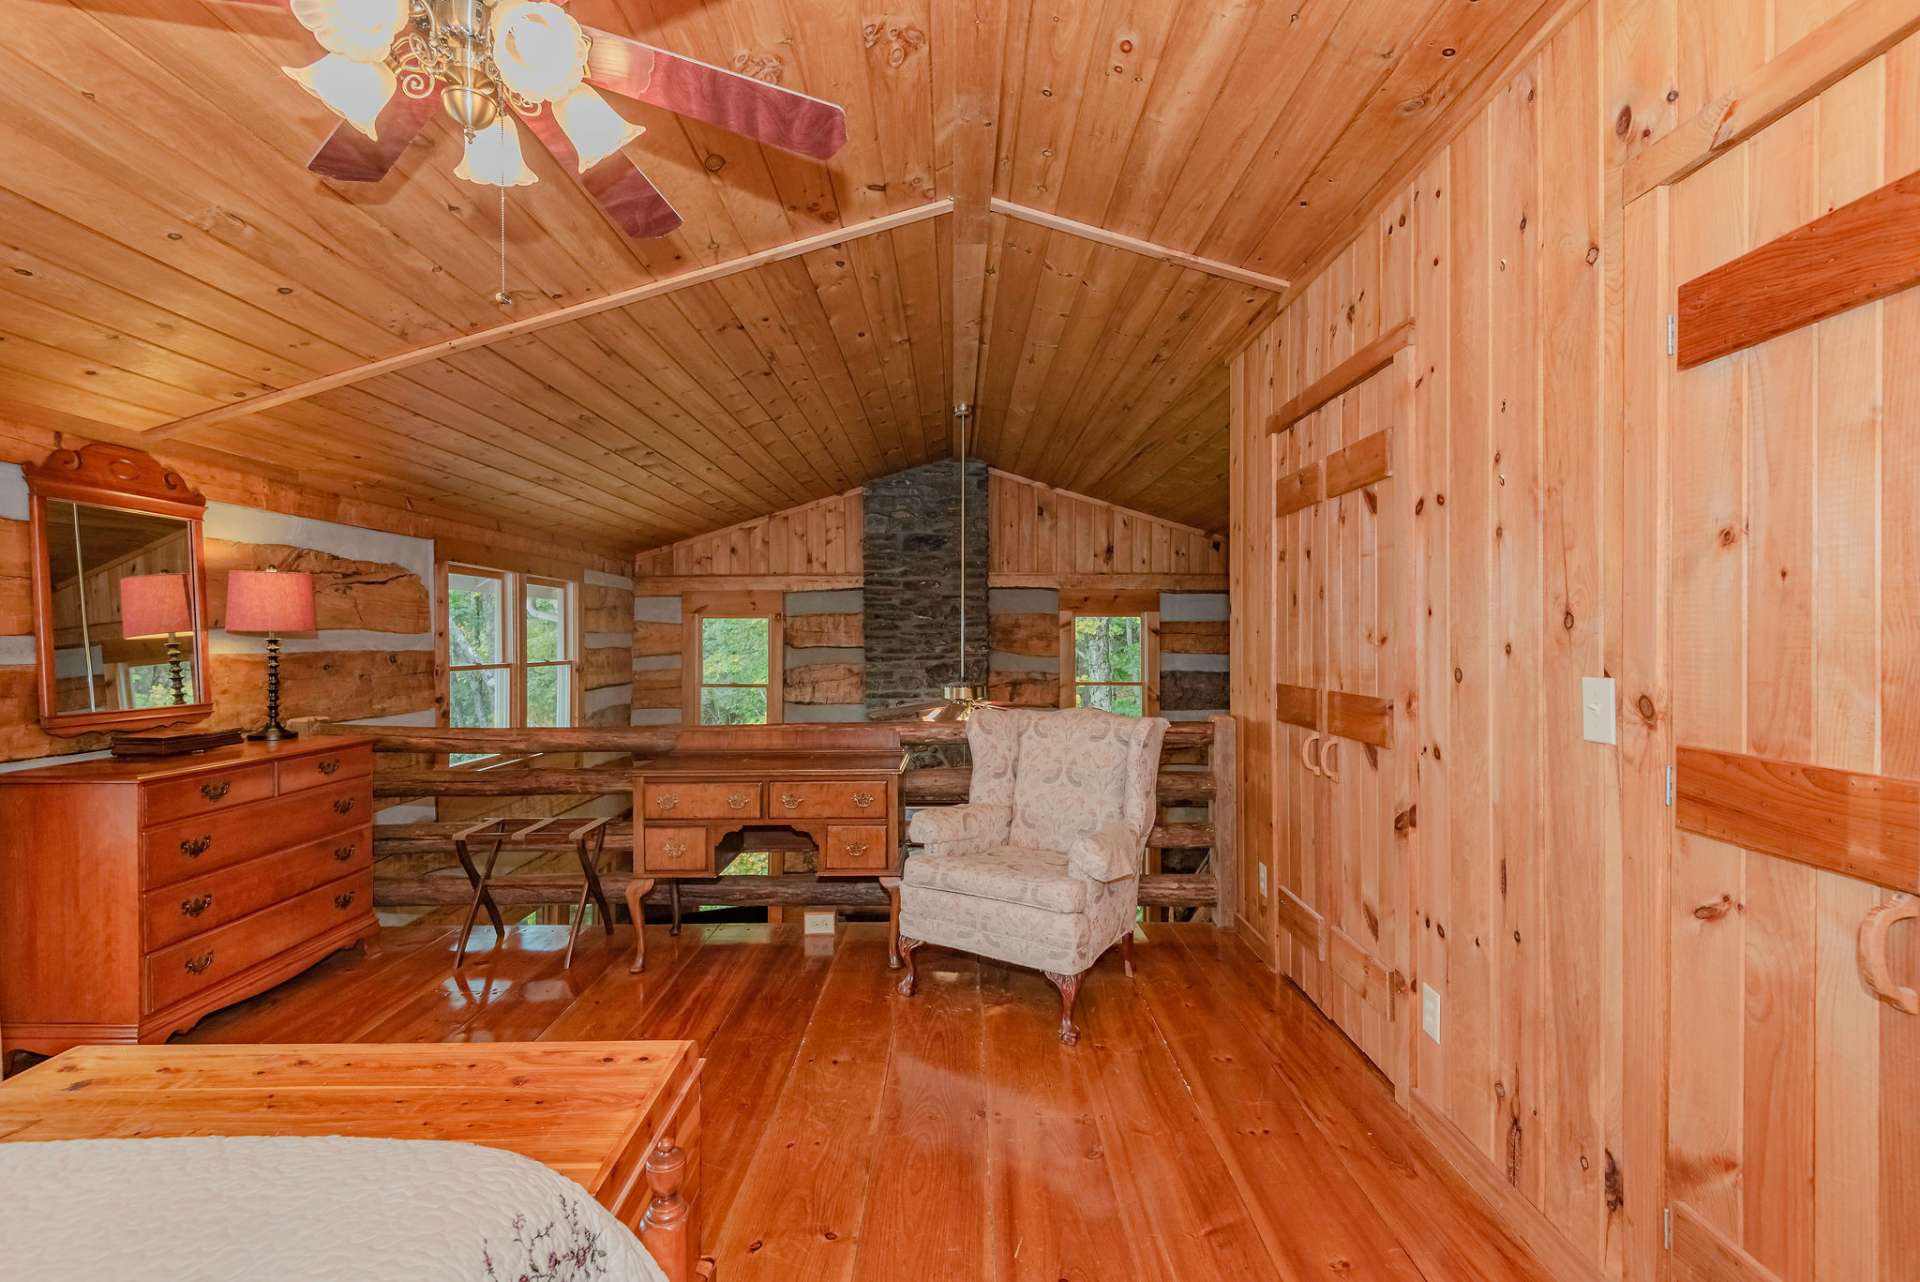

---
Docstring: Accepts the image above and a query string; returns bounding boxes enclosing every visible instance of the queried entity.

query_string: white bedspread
[0,1135,669,1282]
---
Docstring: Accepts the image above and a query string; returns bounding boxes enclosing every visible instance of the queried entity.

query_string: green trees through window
[446,567,576,757]
[1074,614,1145,716]
[699,615,771,725]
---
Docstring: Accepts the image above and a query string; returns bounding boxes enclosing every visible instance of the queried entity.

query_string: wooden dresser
[0,738,378,1059]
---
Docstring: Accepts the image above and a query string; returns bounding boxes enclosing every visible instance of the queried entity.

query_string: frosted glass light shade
[554,86,642,172]
[282,54,396,140]
[455,119,539,187]
[491,1,587,102]
[290,0,409,62]
[226,570,316,634]
[119,574,192,639]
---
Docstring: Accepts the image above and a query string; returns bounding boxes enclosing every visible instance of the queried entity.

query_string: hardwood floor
[181,921,1554,1281]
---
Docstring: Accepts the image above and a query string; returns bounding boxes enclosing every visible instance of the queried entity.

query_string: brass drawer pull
[726,793,749,811]
[333,844,355,862]
[184,951,215,976]
[334,890,356,910]
[317,758,341,776]
[780,793,801,810]
[180,835,213,858]
[200,780,231,802]
[844,841,868,857]
[656,793,678,811]
[663,839,688,859]
[852,792,875,809]
[333,797,356,815]
[180,893,214,918]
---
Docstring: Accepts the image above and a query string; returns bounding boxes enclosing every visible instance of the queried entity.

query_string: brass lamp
[226,568,317,741]
[118,573,194,705]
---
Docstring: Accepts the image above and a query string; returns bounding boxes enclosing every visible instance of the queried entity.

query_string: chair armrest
[1068,822,1143,883]
[908,804,1011,848]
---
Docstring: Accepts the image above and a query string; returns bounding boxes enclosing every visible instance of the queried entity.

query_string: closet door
[1274,390,1329,1006]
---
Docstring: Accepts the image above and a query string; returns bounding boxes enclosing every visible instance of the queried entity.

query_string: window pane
[1075,615,1143,683]
[1077,683,1144,716]
[525,663,571,728]
[525,582,567,662]
[129,662,193,708]
[451,667,511,729]
[701,617,770,684]
[449,573,504,665]
[701,685,768,726]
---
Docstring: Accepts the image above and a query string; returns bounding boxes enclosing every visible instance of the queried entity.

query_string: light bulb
[283,54,396,140]
[289,0,408,62]
[553,86,642,172]
[490,0,587,102]
[455,118,539,187]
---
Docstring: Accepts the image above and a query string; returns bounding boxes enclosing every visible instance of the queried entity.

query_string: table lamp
[226,567,316,741]
[118,573,193,706]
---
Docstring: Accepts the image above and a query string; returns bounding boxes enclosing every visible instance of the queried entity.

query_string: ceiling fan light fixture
[553,86,642,172]
[490,0,588,102]
[282,53,396,140]
[289,0,409,62]
[455,117,539,187]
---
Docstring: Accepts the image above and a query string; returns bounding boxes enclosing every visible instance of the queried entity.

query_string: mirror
[27,445,211,735]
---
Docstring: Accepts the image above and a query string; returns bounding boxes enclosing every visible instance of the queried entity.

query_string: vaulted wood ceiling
[0,0,1565,555]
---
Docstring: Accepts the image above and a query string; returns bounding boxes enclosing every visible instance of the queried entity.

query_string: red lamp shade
[226,570,316,634]
[119,573,193,639]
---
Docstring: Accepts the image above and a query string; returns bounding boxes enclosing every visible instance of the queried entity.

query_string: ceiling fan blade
[580,29,848,161]
[306,91,441,182]
[513,104,682,238]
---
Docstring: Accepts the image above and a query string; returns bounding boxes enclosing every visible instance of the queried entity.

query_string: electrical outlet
[803,910,837,936]
[1582,676,1617,745]
[1422,983,1442,1043]
[1257,862,1269,896]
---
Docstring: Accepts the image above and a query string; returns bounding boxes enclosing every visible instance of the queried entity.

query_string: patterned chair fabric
[900,707,1169,977]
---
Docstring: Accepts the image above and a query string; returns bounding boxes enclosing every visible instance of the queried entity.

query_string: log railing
[320,715,1237,925]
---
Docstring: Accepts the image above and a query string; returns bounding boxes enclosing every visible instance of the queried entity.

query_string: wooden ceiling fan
[228,0,847,238]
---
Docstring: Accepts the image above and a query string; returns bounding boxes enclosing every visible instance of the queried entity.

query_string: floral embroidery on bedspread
[484,1197,614,1281]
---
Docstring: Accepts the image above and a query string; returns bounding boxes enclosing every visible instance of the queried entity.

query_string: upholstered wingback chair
[896,706,1169,1044]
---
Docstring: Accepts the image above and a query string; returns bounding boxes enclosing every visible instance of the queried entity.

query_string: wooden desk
[0,1041,706,1282]
[626,746,906,971]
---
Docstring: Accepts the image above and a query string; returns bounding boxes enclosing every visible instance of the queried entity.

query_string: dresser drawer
[142,779,369,889]
[822,824,889,873]
[142,826,372,952]
[144,869,370,1013]
[642,826,711,874]
[143,762,275,826]
[768,781,886,819]
[276,744,373,795]
[642,782,761,821]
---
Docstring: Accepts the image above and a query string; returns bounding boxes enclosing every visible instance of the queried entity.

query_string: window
[685,593,782,725]
[445,565,578,746]
[1061,594,1158,715]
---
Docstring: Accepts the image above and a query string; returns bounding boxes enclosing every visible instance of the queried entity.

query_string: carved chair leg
[896,935,923,996]
[1121,932,1136,978]
[625,877,655,973]
[1044,968,1087,1045]
[881,876,902,969]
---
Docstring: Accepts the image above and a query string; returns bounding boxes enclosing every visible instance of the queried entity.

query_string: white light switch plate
[1257,862,1269,896]
[803,910,837,936]
[1422,983,1442,1043]
[1582,676,1617,745]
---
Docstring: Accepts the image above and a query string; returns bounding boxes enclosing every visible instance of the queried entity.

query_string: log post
[1210,714,1238,928]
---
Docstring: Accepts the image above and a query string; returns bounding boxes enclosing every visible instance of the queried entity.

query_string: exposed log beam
[372,870,1217,909]
[370,818,1217,855]
[319,719,1220,752]
[1622,0,1920,204]
[990,199,1292,293]
[141,199,958,441]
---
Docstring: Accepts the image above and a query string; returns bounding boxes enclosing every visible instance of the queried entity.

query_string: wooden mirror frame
[25,443,213,736]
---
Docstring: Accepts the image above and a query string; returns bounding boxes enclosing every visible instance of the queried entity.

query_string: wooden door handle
[1858,893,1919,1015]
[1321,738,1343,784]
[1300,733,1323,777]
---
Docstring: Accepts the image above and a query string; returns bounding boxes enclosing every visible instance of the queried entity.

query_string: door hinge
[1663,1206,1674,1250]
[1665,765,1675,807]
[1667,313,1677,356]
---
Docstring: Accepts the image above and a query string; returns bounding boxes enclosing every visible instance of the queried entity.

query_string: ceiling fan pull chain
[495,181,512,308]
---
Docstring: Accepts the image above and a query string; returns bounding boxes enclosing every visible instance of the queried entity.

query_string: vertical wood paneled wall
[987,470,1227,585]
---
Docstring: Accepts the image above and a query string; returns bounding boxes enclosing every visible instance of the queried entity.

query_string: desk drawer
[145,869,370,1013]
[642,782,761,821]
[144,762,275,825]
[143,826,372,951]
[142,779,369,889]
[768,781,885,820]
[276,744,373,795]
[823,824,889,873]
[643,826,711,875]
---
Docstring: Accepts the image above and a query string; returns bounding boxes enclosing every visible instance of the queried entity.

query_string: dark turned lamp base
[245,633,298,741]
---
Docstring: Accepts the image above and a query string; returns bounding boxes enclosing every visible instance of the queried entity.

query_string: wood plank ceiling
[0,0,1565,555]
